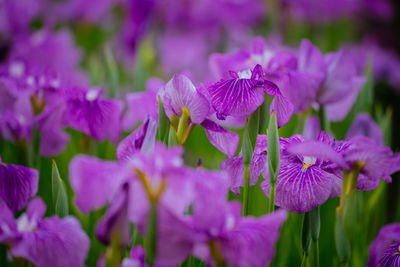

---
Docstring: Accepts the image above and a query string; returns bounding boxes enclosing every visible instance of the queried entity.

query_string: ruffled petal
[201,119,239,158]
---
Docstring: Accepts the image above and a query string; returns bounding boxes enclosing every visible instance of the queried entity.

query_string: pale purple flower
[0,157,38,213]
[367,223,400,267]
[0,198,90,267]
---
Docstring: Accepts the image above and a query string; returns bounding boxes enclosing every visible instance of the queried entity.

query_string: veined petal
[201,119,239,158]
[163,74,210,124]
[262,164,334,213]
[367,223,400,267]
[270,95,294,128]
[69,155,126,213]
[0,162,38,213]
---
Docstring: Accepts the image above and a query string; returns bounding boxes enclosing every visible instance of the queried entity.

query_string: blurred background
[1,0,399,266]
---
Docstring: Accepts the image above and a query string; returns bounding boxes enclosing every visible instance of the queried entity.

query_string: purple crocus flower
[367,223,400,267]
[65,87,124,143]
[261,131,346,213]
[0,157,38,213]
[0,197,90,267]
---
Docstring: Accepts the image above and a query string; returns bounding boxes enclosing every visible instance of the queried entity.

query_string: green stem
[105,234,122,267]
[242,164,250,216]
[318,105,331,133]
[145,201,158,266]
[312,239,319,267]
[268,181,276,213]
[301,252,307,267]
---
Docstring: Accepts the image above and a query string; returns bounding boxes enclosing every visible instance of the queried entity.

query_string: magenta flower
[346,113,383,145]
[261,131,346,213]
[0,198,89,267]
[0,157,38,213]
[367,223,400,267]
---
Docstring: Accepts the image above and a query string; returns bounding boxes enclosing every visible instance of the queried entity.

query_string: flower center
[302,156,316,170]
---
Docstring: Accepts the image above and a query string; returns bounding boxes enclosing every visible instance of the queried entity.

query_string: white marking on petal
[17,214,37,232]
[225,214,235,230]
[86,89,99,101]
[9,61,25,78]
[237,69,252,79]
[26,76,35,86]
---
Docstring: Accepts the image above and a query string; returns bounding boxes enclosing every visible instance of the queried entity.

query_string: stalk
[241,122,253,216]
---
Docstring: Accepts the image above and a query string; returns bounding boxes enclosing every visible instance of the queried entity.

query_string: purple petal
[270,95,294,128]
[346,113,383,145]
[0,199,18,243]
[303,115,320,140]
[162,74,210,124]
[0,162,38,213]
[122,78,161,130]
[69,155,126,213]
[96,183,131,247]
[117,118,157,162]
[36,103,70,157]
[11,216,90,267]
[219,210,287,267]
[201,119,239,158]
[66,90,124,143]
[262,164,335,213]
[298,39,326,75]
[287,140,349,169]
[367,223,400,267]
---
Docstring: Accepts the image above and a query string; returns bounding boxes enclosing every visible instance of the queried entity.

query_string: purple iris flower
[0,157,38,213]
[202,64,293,127]
[261,131,346,213]
[0,197,90,267]
[65,87,124,143]
[367,223,400,267]
[189,169,287,267]
[121,246,148,267]
[160,74,240,157]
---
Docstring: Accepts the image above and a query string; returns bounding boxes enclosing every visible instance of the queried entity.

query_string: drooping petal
[270,95,294,128]
[0,199,18,243]
[219,210,287,267]
[117,118,157,162]
[11,216,90,267]
[0,162,38,213]
[262,164,334,213]
[162,74,210,124]
[201,119,239,158]
[69,155,126,213]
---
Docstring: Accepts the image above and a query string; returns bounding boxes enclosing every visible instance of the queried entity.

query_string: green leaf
[157,96,170,144]
[267,113,280,182]
[167,126,178,147]
[335,214,351,264]
[241,124,253,165]
[51,160,69,217]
